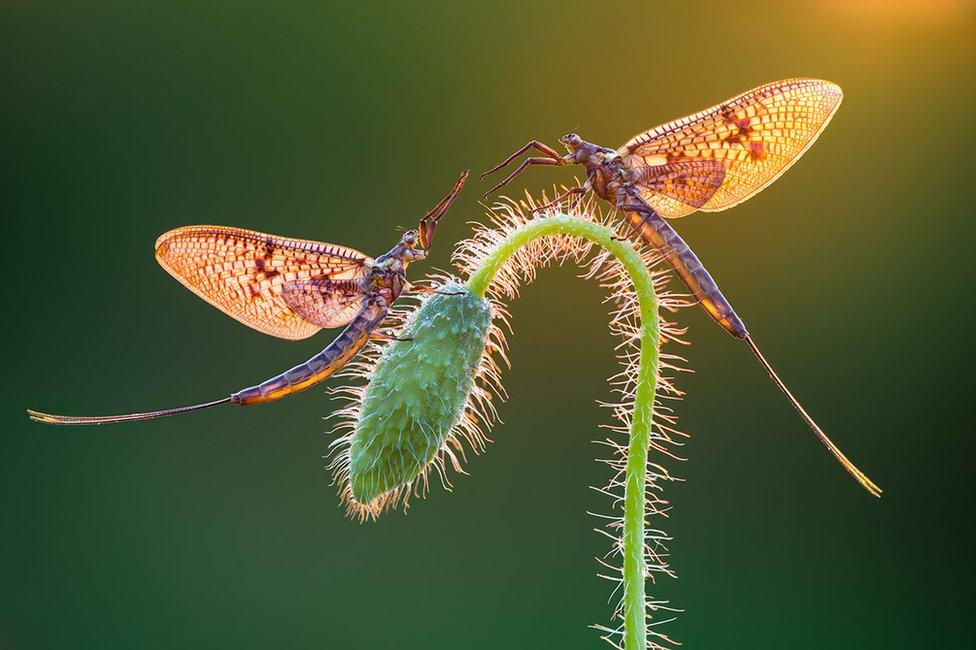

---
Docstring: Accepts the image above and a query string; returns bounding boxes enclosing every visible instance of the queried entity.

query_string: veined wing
[281,278,367,329]
[628,160,726,216]
[620,78,842,217]
[155,225,370,340]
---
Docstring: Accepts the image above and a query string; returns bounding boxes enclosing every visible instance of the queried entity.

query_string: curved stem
[468,215,659,650]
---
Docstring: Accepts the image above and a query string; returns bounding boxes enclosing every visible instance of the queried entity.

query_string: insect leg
[480,140,563,181]
[419,169,469,249]
[482,157,560,199]
[611,208,648,241]
[405,282,465,297]
[535,186,587,213]
[370,332,413,342]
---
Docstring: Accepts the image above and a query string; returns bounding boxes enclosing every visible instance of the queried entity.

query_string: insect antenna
[26,396,232,426]
[744,335,882,497]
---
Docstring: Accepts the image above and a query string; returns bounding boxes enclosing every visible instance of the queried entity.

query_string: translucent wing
[155,225,370,340]
[619,78,842,217]
[629,160,726,218]
[281,279,367,329]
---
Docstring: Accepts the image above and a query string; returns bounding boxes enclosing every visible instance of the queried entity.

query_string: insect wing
[629,160,726,218]
[155,225,371,340]
[619,78,842,217]
[281,278,367,329]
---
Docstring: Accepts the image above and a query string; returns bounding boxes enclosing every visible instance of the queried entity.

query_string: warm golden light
[809,0,972,27]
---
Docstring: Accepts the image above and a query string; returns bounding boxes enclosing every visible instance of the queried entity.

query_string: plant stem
[467,215,659,650]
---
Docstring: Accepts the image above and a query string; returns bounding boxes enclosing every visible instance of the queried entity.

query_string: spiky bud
[334,282,497,517]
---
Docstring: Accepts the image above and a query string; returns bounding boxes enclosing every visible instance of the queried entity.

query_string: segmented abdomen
[231,302,388,405]
[622,204,747,339]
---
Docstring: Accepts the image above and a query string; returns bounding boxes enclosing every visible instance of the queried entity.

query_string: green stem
[467,215,659,650]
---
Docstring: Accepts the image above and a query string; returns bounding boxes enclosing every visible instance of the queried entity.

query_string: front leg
[480,140,563,180]
[418,169,469,249]
[482,156,561,199]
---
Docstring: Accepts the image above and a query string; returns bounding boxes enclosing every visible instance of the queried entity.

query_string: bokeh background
[3,2,973,648]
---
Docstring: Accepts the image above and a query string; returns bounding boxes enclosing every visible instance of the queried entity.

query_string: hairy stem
[467,215,659,650]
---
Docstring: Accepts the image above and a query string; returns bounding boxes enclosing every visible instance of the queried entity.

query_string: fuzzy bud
[347,283,492,507]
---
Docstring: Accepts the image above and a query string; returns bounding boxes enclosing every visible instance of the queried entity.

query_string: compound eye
[403,231,418,246]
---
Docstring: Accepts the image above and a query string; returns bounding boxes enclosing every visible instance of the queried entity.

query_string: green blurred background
[2,2,973,648]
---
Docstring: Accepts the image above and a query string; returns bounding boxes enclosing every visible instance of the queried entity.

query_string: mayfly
[481,78,881,496]
[28,171,469,425]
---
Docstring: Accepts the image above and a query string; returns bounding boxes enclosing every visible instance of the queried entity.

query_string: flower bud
[345,282,492,513]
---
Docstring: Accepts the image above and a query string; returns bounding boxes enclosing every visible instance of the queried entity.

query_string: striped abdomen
[622,199,747,339]
[231,302,388,406]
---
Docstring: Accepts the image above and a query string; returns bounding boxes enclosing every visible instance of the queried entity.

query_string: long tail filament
[26,397,232,426]
[745,335,882,497]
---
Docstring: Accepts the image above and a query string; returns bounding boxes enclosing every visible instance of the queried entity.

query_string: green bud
[348,283,491,506]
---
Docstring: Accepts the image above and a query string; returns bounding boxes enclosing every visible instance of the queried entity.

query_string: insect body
[482,79,881,496]
[28,171,468,425]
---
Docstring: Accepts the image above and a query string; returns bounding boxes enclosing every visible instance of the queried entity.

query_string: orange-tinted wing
[619,78,842,218]
[281,279,367,329]
[629,160,727,215]
[155,225,370,340]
